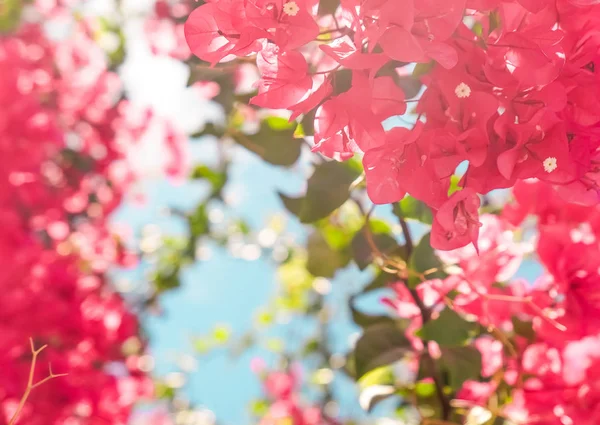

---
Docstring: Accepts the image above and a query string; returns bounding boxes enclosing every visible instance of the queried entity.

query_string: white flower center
[543,157,557,173]
[282,1,299,16]
[455,82,471,99]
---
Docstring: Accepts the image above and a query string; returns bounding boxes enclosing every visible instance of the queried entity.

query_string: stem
[397,214,413,256]
[404,286,451,420]
[395,218,451,420]
[354,197,451,418]
[9,339,67,425]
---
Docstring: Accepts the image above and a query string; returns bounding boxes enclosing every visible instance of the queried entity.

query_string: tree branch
[8,339,67,425]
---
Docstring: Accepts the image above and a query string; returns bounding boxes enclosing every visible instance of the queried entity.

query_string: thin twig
[8,339,67,425]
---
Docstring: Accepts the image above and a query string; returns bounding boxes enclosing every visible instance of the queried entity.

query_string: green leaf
[188,203,210,239]
[415,308,477,347]
[318,0,340,15]
[363,272,395,293]
[358,366,395,388]
[358,384,397,413]
[279,161,361,223]
[60,149,95,172]
[351,228,403,270]
[439,346,482,390]
[0,0,22,33]
[265,116,295,131]
[306,231,349,278]
[415,381,436,398]
[152,267,181,293]
[394,197,433,225]
[301,109,315,136]
[293,122,305,139]
[369,218,393,234]
[408,233,446,287]
[512,316,535,342]
[249,399,269,417]
[332,69,353,95]
[472,21,483,37]
[234,118,302,166]
[154,381,176,400]
[448,175,462,196]
[302,339,320,356]
[354,321,412,379]
[489,10,501,34]
[191,165,227,197]
[412,62,434,78]
[318,221,355,251]
[350,295,395,329]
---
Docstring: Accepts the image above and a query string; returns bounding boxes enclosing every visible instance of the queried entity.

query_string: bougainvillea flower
[184,1,266,64]
[250,47,313,109]
[363,126,420,204]
[245,0,319,50]
[431,188,482,251]
[495,110,575,183]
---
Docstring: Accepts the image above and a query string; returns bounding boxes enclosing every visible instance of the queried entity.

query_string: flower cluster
[380,178,600,424]
[185,0,600,251]
[253,363,333,425]
[0,3,199,423]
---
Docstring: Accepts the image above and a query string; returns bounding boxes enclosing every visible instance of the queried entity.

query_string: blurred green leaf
[363,272,395,293]
[318,0,340,15]
[301,109,315,136]
[394,197,433,225]
[188,203,210,238]
[440,346,482,390]
[154,381,176,400]
[318,222,354,251]
[448,175,462,196]
[332,69,353,95]
[249,399,269,417]
[293,122,305,139]
[60,148,95,172]
[354,321,412,379]
[280,161,361,223]
[512,316,535,342]
[351,228,402,270]
[489,10,501,34]
[306,231,349,278]
[234,118,302,166]
[191,165,227,197]
[408,233,446,287]
[412,62,434,78]
[0,0,22,33]
[415,308,477,346]
[350,296,395,329]
[302,339,320,356]
[358,366,395,388]
[415,381,436,398]
[265,116,295,131]
[369,219,393,234]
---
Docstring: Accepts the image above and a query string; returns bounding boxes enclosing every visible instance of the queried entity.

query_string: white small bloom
[543,157,558,173]
[455,82,471,98]
[282,1,299,16]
